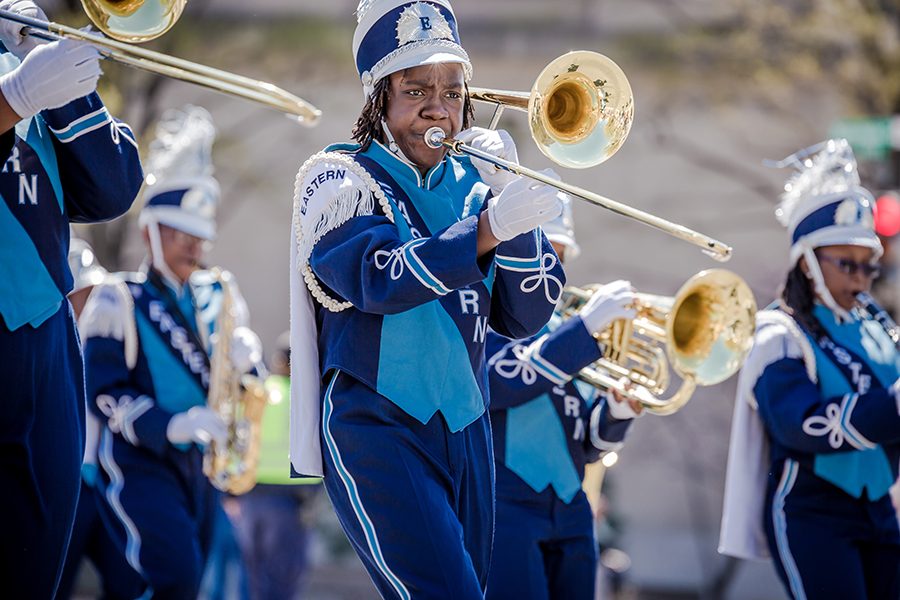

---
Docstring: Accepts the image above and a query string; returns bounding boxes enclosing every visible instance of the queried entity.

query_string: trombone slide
[0,9,322,125]
[424,127,733,262]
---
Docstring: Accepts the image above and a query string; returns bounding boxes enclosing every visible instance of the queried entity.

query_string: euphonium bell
[81,0,186,42]
[560,269,757,415]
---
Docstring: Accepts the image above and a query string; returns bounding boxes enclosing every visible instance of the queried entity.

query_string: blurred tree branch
[629,0,900,116]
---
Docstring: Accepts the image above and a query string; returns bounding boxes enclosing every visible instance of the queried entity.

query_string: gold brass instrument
[424,51,732,261]
[559,270,757,415]
[0,2,322,124]
[471,51,633,170]
[81,0,184,42]
[204,268,268,495]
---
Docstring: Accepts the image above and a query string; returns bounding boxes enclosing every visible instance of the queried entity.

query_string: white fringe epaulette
[292,151,394,312]
[739,309,817,410]
[79,274,138,370]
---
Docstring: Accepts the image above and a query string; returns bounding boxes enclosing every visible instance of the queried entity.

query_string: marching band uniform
[485,206,640,600]
[56,237,144,600]
[0,0,143,595]
[720,139,900,599]
[82,107,262,600]
[290,2,564,597]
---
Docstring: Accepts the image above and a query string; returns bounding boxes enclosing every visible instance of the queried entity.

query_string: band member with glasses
[0,1,143,597]
[80,107,263,600]
[484,196,642,600]
[720,139,900,600]
[289,0,565,596]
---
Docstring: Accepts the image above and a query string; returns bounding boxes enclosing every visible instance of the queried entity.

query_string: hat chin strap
[381,119,415,165]
[802,243,851,323]
[146,220,187,297]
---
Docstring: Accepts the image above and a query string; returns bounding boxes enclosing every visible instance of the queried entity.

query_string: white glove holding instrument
[0,0,48,60]
[488,169,562,241]
[0,35,101,119]
[579,279,637,335]
[230,326,263,374]
[605,377,645,421]
[455,127,519,196]
[166,405,228,447]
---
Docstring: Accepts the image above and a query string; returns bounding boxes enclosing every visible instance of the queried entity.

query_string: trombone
[424,51,732,262]
[0,3,321,125]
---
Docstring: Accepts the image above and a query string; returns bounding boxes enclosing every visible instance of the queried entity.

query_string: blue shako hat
[138,105,220,242]
[352,0,472,97]
[774,138,880,266]
[770,138,881,320]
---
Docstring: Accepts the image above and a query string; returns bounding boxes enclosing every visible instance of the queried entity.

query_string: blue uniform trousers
[95,433,218,600]
[0,305,83,599]
[486,481,596,600]
[765,459,900,600]
[56,480,144,600]
[321,370,494,600]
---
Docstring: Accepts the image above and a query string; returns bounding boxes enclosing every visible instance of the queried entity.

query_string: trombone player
[0,0,143,598]
[289,0,566,596]
[485,195,643,600]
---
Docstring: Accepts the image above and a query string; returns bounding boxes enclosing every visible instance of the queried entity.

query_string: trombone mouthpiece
[424,127,445,149]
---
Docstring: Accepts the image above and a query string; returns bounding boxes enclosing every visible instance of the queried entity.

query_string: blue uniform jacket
[0,50,142,332]
[304,141,565,432]
[752,306,900,500]
[82,268,226,466]
[487,314,634,503]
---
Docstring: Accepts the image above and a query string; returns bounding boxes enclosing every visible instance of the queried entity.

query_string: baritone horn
[424,51,732,261]
[0,1,322,124]
[560,270,757,415]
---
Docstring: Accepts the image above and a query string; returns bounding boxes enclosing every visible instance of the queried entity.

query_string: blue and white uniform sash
[0,52,68,330]
[807,304,899,500]
[503,317,585,503]
[354,151,490,431]
[131,275,213,414]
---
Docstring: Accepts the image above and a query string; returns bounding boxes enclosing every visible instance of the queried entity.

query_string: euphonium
[203,267,268,495]
[559,269,757,415]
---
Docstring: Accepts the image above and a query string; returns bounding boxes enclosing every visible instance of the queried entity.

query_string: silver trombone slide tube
[424,127,732,262]
[0,9,322,125]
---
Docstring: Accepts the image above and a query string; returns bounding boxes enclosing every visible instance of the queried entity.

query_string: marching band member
[719,139,900,599]
[485,197,642,600]
[0,0,143,596]
[289,0,564,596]
[81,106,263,600]
[56,236,144,600]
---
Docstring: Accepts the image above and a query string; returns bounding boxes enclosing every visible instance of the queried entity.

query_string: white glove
[455,127,518,196]
[605,389,643,420]
[230,326,263,374]
[0,36,101,119]
[488,169,562,241]
[166,406,228,447]
[579,280,637,335]
[0,0,48,60]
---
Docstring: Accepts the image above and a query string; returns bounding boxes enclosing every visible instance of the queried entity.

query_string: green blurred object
[259,374,320,486]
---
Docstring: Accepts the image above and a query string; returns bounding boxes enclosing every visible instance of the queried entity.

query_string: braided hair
[780,259,826,339]
[352,74,476,151]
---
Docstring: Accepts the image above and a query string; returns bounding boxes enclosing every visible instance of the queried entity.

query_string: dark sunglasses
[817,255,883,279]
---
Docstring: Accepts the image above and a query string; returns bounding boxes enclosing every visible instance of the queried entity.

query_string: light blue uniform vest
[810,304,900,500]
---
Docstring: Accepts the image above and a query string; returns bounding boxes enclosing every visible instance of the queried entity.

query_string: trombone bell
[81,0,186,43]
[529,51,633,169]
